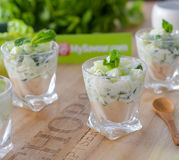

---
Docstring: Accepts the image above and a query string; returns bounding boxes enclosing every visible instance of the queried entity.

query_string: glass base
[145,79,179,94]
[0,142,13,159]
[13,92,58,112]
[87,111,142,140]
[0,120,13,158]
[145,68,179,94]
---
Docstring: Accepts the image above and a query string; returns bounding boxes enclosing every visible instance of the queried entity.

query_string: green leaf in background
[22,12,35,26]
[8,19,34,37]
[125,0,144,27]
[13,0,36,12]
[0,19,34,77]
[0,0,21,23]
[0,0,144,34]
[31,29,56,45]
[0,54,8,77]
[162,19,173,33]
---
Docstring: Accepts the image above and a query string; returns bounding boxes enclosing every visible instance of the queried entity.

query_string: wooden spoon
[152,97,179,145]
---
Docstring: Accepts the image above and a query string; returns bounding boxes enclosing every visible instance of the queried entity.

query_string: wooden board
[3,2,179,160]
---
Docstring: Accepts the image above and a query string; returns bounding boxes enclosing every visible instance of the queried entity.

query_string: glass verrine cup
[0,76,13,158]
[1,41,58,112]
[136,28,179,94]
[82,56,146,140]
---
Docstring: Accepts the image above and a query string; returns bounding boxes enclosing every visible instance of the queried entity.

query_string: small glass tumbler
[1,41,58,111]
[0,76,13,158]
[136,28,179,94]
[82,56,146,140]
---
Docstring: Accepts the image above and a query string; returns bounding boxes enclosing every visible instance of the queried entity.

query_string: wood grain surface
[3,2,179,160]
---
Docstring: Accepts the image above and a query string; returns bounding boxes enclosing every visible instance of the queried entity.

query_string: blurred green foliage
[0,0,144,34]
[0,19,34,77]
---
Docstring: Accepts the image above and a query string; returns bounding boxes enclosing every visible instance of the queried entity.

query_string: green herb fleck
[110,95,116,99]
[161,53,167,64]
[136,64,143,70]
[104,101,108,105]
[17,55,24,63]
[103,49,120,70]
[174,54,179,59]
[118,91,126,95]
[14,37,30,46]
[100,94,106,98]
[106,88,111,92]
[31,55,40,66]
[162,19,173,33]
[133,88,137,94]
[155,35,161,39]
[110,78,117,83]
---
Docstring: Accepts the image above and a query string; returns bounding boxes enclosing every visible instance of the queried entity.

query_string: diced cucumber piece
[106,68,121,77]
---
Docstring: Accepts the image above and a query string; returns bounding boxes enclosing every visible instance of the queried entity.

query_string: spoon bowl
[153,97,174,113]
[152,97,179,145]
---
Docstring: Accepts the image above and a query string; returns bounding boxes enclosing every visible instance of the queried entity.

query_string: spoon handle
[163,114,179,145]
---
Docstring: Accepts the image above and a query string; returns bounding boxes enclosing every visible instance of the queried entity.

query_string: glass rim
[0,76,12,97]
[155,1,179,12]
[1,40,59,57]
[82,56,147,79]
[135,27,179,42]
